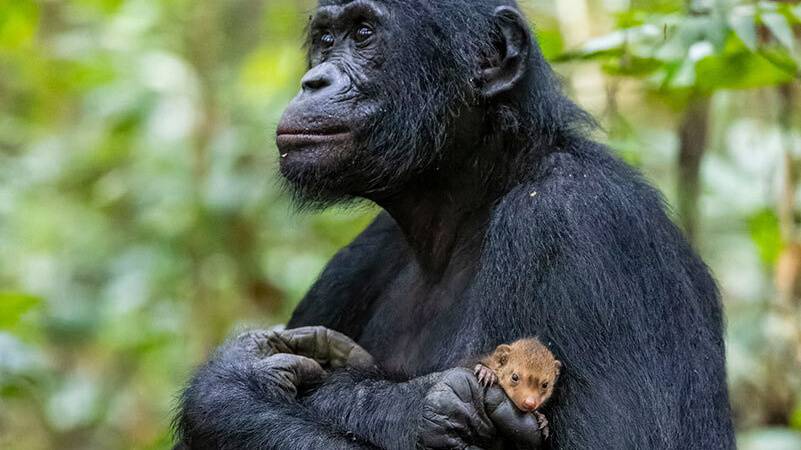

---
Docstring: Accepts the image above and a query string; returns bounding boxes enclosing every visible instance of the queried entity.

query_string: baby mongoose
[474,338,561,438]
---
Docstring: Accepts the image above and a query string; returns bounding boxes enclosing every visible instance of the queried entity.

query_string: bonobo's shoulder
[536,141,654,196]
[493,142,667,234]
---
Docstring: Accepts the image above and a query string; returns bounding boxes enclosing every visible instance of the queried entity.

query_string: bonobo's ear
[495,344,512,366]
[479,6,531,98]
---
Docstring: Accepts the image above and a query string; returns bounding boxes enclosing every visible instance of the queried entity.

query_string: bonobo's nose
[300,62,346,96]
[523,397,540,411]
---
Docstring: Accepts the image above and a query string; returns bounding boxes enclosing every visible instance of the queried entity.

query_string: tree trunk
[676,96,711,243]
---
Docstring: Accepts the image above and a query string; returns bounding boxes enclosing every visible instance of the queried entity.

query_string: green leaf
[695,41,795,90]
[602,56,662,76]
[537,28,565,61]
[668,58,697,89]
[747,209,782,266]
[758,45,800,76]
[791,407,801,431]
[0,0,39,51]
[761,12,795,52]
[729,12,759,51]
[0,292,42,330]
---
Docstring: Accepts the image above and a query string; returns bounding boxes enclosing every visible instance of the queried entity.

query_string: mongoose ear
[495,344,512,366]
[554,360,563,375]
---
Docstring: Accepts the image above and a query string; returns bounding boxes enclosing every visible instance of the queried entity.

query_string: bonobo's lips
[275,125,352,158]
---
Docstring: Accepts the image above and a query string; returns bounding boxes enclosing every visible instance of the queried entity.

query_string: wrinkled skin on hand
[240,325,377,371]
[420,368,544,450]
[228,326,378,404]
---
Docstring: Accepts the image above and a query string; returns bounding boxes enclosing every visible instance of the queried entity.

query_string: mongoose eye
[511,373,519,382]
[542,382,549,389]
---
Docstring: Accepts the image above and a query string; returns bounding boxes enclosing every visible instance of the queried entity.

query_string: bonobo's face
[276,0,482,205]
[276,0,384,204]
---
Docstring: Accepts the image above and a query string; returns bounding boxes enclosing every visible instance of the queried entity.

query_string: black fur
[175,0,734,448]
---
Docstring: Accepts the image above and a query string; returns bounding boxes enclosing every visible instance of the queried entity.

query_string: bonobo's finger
[267,353,327,384]
[229,329,283,358]
[229,327,375,370]
[419,368,496,449]
[278,326,376,370]
[252,354,326,400]
[484,386,544,449]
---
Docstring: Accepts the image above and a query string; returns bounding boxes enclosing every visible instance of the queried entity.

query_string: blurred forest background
[0,0,800,448]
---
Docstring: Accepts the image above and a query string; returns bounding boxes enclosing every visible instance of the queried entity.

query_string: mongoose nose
[523,397,540,411]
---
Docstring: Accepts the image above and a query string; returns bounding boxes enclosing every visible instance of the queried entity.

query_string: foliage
[0,1,372,448]
[0,0,799,449]
[558,0,801,91]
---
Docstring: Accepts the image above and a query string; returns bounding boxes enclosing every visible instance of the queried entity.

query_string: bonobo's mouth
[276,125,352,158]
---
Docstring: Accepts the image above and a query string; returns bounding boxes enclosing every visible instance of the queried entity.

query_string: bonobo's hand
[484,385,544,449]
[176,327,379,449]
[243,326,376,370]
[215,326,376,401]
[418,368,544,450]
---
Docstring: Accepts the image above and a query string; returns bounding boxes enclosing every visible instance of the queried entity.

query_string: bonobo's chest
[357,256,479,376]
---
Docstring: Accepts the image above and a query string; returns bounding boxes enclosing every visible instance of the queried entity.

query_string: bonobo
[175,0,735,449]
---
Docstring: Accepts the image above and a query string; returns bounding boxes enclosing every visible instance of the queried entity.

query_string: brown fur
[475,338,561,413]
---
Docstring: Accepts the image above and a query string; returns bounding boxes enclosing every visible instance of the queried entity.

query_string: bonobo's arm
[304,367,543,450]
[175,329,378,450]
[176,327,543,449]
[300,368,437,449]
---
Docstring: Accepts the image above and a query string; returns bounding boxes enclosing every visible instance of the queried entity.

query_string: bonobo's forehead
[315,0,520,26]
[314,0,386,20]
[317,0,518,8]
[318,0,369,6]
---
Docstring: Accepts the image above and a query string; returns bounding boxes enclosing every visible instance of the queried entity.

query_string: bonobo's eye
[320,31,335,49]
[511,373,519,383]
[353,23,374,43]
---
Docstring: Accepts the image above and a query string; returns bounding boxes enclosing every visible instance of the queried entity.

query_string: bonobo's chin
[276,142,368,210]
[279,168,357,211]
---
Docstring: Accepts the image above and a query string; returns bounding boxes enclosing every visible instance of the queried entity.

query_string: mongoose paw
[534,411,550,439]
[473,364,497,387]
